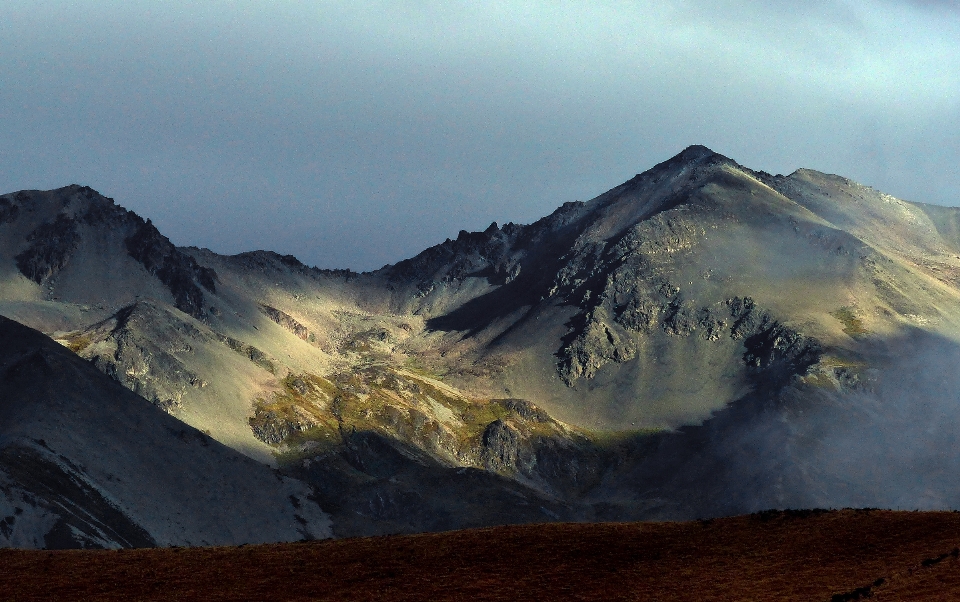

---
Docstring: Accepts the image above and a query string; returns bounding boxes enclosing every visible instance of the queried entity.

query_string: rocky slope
[3,145,960,542]
[0,315,330,548]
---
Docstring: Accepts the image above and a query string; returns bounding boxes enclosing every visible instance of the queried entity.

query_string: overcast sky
[1,1,958,271]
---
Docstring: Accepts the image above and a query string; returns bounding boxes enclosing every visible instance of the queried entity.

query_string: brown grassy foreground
[5,510,960,601]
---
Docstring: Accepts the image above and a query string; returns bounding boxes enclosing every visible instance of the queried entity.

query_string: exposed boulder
[481,420,521,473]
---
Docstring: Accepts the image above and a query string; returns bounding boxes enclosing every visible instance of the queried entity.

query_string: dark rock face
[15,215,81,284]
[742,321,822,376]
[77,188,137,228]
[125,218,217,319]
[559,289,820,387]
[551,209,715,383]
[258,304,313,342]
[482,420,521,472]
[216,334,276,374]
[385,222,526,289]
[501,399,550,422]
[250,407,314,445]
[0,197,20,225]
[472,408,611,500]
[391,201,593,319]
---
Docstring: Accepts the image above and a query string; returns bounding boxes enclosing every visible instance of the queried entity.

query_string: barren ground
[4,509,960,601]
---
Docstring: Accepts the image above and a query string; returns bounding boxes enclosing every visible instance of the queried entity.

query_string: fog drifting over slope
[1,1,958,270]
[622,328,960,517]
[801,331,960,511]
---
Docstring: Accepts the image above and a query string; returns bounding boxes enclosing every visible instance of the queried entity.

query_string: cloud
[0,1,958,269]
[896,0,960,11]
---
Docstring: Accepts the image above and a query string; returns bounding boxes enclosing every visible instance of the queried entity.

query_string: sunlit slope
[368,146,960,433]
[0,190,594,536]
[0,187,356,463]
[4,150,957,439]
[14,151,955,442]
[0,315,330,549]
[5,147,960,536]
[59,299,284,463]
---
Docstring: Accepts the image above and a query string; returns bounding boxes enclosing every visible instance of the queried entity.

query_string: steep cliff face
[125,217,218,319]
[5,146,960,542]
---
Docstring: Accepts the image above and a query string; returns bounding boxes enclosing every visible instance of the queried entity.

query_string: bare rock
[15,215,80,284]
[481,420,521,473]
[125,218,217,319]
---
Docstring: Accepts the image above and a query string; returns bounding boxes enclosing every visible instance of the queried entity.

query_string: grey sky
[1,1,958,271]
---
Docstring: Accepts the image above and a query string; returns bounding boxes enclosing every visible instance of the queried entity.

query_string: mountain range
[3,145,960,547]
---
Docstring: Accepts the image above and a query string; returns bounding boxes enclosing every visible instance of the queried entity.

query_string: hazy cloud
[1,1,958,269]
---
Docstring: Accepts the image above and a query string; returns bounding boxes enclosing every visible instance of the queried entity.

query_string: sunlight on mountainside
[5,147,960,544]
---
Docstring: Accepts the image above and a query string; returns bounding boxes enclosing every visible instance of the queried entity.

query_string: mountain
[3,145,960,543]
[0,315,330,548]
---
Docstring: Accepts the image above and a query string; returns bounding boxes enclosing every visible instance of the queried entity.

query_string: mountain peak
[678,144,720,159]
[636,145,731,181]
[667,144,730,167]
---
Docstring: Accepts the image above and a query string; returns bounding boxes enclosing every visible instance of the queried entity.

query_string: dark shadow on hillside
[592,325,960,520]
[423,272,546,336]
[423,225,588,337]
[275,323,960,534]
[280,429,579,538]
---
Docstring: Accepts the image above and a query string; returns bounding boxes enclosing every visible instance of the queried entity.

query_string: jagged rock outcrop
[6,145,960,541]
[215,333,277,374]
[258,303,313,342]
[560,293,821,386]
[15,215,81,284]
[67,302,208,413]
[125,218,217,319]
[481,420,521,472]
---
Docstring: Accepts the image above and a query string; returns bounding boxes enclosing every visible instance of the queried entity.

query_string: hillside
[0,315,331,548]
[3,145,960,541]
[4,510,960,600]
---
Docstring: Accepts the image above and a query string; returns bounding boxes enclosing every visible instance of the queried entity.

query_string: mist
[615,326,960,517]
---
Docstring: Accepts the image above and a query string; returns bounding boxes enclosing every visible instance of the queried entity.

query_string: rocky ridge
[4,146,960,542]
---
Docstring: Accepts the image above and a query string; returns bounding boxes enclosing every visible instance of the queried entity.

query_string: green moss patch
[65,335,92,353]
[259,365,598,471]
[832,307,869,337]
[249,373,341,447]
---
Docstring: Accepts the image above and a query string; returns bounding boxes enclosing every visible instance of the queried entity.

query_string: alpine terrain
[3,145,960,546]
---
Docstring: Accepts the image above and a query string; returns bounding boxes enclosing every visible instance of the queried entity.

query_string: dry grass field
[4,509,960,601]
